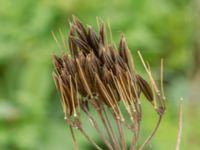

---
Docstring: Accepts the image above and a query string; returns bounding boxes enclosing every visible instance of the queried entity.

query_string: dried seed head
[52,16,165,150]
[53,16,155,117]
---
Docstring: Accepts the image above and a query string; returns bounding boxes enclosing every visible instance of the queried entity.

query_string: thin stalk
[176,98,183,150]
[96,108,117,149]
[51,31,63,52]
[160,58,165,100]
[130,117,140,150]
[88,96,118,149]
[102,107,121,150]
[130,132,136,150]
[78,127,103,150]
[83,107,114,150]
[59,29,68,51]
[138,115,163,150]
[115,118,127,150]
[69,125,79,150]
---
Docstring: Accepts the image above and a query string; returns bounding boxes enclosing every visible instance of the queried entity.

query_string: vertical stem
[176,99,183,150]
[96,106,120,150]
[130,133,136,150]
[97,110,115,143]
[69,125,79,150]
[130,119,140,150]
[115,119,127,150]
[102,107,121,150]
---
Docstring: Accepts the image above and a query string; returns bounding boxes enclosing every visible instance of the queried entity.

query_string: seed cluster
[52,16,165,150]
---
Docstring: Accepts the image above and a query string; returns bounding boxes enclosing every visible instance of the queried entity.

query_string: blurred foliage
[0,0,199,150]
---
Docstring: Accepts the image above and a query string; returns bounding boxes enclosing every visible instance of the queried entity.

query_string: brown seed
[136,75,154,102]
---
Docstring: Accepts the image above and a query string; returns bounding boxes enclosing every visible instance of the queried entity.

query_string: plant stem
[138,115,163,150]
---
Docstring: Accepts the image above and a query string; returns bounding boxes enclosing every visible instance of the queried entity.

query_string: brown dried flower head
[52,16,165,150]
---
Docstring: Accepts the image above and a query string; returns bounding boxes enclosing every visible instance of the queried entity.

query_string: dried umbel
[52,16,165,150]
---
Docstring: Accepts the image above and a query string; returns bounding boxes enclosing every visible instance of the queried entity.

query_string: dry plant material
[176,98,183,150]
[52,16,166,150]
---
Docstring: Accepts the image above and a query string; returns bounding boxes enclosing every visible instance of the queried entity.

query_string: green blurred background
[0,0,199,149]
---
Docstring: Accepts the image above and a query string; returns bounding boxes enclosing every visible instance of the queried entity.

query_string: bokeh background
[0,0,199,149]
